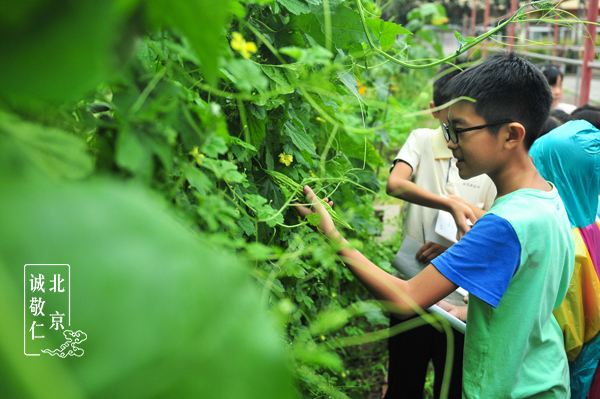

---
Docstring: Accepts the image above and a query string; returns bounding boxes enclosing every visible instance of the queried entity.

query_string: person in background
[571,104,600,130]
[550,108,572,124]
[530,119,600,399]
[539,63,577,114]
[384,64,496,399]
[539,115,562,139]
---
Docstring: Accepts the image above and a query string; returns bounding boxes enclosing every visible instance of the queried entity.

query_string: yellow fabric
[553,227,600,361]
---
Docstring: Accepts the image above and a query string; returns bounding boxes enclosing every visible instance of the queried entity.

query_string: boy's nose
[446,139,458,150]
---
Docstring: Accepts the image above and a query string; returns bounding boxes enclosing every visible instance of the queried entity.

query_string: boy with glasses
[296,53,574,398]
[385,65,496,399]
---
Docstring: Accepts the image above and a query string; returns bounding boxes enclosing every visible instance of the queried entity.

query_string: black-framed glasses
[442,119,514,143]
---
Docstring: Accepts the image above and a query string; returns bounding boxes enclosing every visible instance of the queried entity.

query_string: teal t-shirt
[433,186,574,398]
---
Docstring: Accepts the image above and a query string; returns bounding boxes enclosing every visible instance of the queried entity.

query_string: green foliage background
[0,0,504,398]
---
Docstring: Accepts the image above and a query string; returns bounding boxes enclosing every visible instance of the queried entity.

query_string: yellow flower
[431,17,449,25]
[316,116,326,123]
[230,32,257,59]
[356,79,366,96]
[331,292,337,298]
[189,146,205,165]
[320,335,326,341]
[279,152,293,166]
[341,372,347,378]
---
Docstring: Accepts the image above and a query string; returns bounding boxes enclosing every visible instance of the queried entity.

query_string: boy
[385,66,497,399]
[296,53,574,398]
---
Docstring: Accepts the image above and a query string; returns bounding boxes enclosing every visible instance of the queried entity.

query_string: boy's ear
[429,101,439,119]
[504,122,527,150]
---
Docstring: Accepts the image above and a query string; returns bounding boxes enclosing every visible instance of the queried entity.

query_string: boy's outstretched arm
[387,161,477,239]
[447,194,487,220]
[295,186,458,317]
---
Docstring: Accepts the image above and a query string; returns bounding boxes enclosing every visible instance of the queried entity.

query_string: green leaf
[420,3,439,18]
[365,18,412,52]
[309,308,350,335]
[306,213,322,227]
[200,159,245,183]
[245,242,278,261]
[337,70,365,104]
[279,46,332,66]
[186,167,215,194]
[237,215,256,236]
[278,0,311,15]
[201,134,228,157]
[0,111,93,180]
[247,111,267,150]
[229,136,258,154]
[407,8,421,21]
[352,301,388,326]
[338,131,383,166]
[0,169,295,399]
[115,129,153,175]
[225,59,269,93]
[0,1,129,102]
[284,121,316,155]
[260,65,296,95]
[146,0,235,85]
[311,4,379,50]
[244,194,284,227]
[454,31,475,51]
[293,342,343,371]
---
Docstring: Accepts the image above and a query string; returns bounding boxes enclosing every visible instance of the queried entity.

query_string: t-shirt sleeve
[431,213,521,308]
[394,131,422,178]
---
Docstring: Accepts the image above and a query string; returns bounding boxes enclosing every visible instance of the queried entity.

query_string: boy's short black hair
[573,103,600,114]
[549,108,572,124]
[432,64,463,106]
[571,109,600,130]
[538,63,563,86]
[538,116,561,140]
[445,52,553,150]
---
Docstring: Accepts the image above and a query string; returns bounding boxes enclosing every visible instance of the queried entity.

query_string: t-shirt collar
[432,126,453,159]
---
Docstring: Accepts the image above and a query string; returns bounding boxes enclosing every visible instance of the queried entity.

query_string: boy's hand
[293,186,336,236]
[416,241,447,263]
[447,200,477,240]
[436,301,468,322]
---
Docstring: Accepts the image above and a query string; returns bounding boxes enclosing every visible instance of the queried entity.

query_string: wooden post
[463,13,469,37]
[508,0,518,47]
[579,0,599,106]
[482,0,490,57]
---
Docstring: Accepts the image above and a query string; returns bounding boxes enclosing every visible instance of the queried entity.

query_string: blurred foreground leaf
[0,0,134,103]
[0,143,294,399]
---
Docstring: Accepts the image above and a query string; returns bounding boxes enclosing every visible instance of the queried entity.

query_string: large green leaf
[260,65,297,95]
[0,0,131,102]
[0,111,93,180]
[365,18,412,52]
[284,120,316,155]
[337,70,365,104]
[311,4,378,50]
[338,131,383,167]
[278,0,311,15]
[145,0,235,85]
[0,158,294,399]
